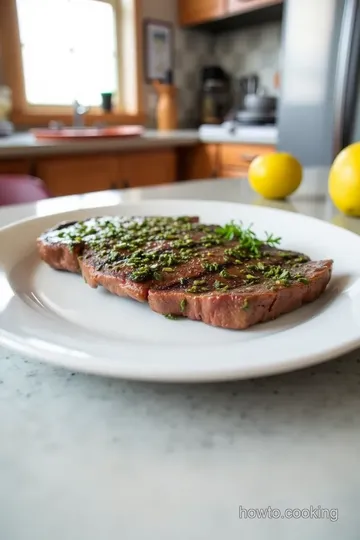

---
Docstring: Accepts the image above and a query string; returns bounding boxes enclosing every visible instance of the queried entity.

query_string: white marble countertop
[0,127,278,159]
[1,170,360,540]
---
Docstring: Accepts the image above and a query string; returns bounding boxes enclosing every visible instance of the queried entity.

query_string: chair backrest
[0,175,51,206]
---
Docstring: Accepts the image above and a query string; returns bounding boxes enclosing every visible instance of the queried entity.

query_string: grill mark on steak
[37,215,333,330]
[148,260,332,329]
[37,215,200,274]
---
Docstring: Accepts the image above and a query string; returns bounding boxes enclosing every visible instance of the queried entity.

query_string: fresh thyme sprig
[215,221,281,256]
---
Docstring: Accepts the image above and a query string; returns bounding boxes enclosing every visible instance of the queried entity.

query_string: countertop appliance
[200,66,231,125]
[278,0,360,166]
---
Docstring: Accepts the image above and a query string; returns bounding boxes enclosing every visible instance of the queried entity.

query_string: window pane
[16,0,118,107]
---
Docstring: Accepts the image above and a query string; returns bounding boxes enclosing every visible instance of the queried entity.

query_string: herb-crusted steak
[37,216,333,330]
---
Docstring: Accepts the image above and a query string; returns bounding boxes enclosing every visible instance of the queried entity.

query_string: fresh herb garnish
[216,221,281,257]
[180,298,187,312]
[164,314,179,320]
[202,261,220,272]
[214,280,229,291]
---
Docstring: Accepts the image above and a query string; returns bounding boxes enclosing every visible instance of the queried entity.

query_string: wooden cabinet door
[227,0,282,15]
[179,0,226,25]
[219,143,275,176]
[118,150,176,188]
[36,155,120,196]
[179,144,219,180]
[0,160,33,175]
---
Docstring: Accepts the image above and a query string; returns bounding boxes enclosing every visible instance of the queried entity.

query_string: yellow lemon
[248,153,302,199]
[329,142,360,216]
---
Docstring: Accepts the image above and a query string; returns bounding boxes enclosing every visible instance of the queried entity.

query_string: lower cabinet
[36,155,120,196]
[0,143,275,197]
[118,150,176,188]
[35,149,176,196]
[0,160,33,175]
[183,143,275,180]
[178,144,218,180]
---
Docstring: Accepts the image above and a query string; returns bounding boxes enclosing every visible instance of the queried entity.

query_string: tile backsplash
[152,20,282,128]
[146,28,213,129]
[213,21,282,95]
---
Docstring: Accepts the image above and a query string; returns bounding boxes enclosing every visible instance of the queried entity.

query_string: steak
[148,260,332,329]
[37,215,333,330]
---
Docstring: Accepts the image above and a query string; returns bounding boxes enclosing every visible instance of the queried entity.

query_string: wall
[213,21,282,96]
[141,0,282,127]
[141,0,212,128]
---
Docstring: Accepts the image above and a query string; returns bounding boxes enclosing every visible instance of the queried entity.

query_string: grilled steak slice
[37,216,199,274]
[37,220,82,273]
[148,260,332,330]
[79,238,243,302]
[37,215,333,329]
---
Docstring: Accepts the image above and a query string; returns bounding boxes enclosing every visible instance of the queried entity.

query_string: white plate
[1,199,360,382]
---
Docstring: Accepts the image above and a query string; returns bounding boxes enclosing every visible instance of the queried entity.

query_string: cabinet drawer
[220,144,274,169]
[219,166,249,178]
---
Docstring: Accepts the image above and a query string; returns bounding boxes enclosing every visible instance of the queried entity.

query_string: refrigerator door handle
[333,0,360,157]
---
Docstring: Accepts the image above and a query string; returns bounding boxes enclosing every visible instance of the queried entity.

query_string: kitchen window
[0,0,144,124]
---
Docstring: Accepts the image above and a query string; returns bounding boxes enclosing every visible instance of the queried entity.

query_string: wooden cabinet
[181,143,275,180]
[36,155,120,197]
[118,150,176,188]
[0,160,33,175]
[227,0,283,15]
[35,149,176,197]
[178,144,218,181]
[178,0,226,25]
[178,0,283,26]
[219,143,274,176]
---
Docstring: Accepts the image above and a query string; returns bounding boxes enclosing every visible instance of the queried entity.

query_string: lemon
[248,153,302,199]
[329,142,360,216]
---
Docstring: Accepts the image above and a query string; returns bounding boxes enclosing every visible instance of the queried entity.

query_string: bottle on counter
[153,70,177,131]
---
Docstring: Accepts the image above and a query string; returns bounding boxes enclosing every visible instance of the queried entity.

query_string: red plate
[31,125,144,141]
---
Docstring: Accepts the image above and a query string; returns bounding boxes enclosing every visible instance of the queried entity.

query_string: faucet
[73,100,90,127]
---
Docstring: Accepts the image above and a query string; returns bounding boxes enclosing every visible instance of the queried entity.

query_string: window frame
[0,0,145,126]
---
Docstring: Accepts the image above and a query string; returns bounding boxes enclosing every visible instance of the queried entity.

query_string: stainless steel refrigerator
[277,0,360,166]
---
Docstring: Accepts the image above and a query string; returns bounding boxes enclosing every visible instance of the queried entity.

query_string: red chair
[0,175,51,206]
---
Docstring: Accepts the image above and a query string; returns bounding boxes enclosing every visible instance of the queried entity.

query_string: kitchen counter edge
[0,129,278,159]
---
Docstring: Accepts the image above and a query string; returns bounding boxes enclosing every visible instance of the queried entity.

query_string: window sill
[11,109,146,128]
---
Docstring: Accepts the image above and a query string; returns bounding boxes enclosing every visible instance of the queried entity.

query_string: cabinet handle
[240,153,259,163]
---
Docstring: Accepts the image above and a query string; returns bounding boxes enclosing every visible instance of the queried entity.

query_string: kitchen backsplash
[147,20,282,128]
[146,28,213,129]
[213,21,282,95]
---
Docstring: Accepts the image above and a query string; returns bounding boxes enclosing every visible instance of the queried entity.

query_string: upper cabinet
[179,0,283,27]
[178,0,226,26]
[227,0,283,15]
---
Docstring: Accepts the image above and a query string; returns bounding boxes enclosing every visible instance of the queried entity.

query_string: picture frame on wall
[143,19,174,83]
